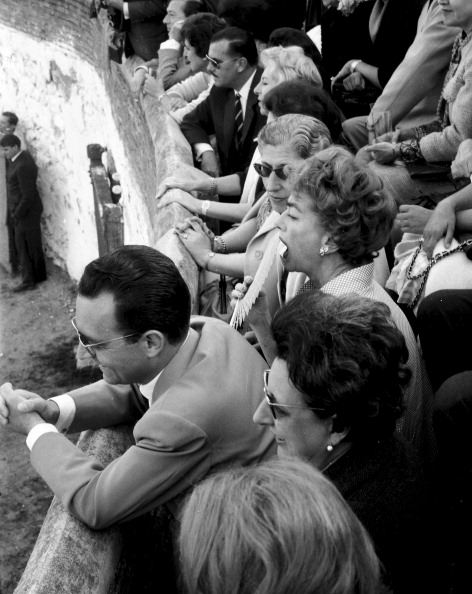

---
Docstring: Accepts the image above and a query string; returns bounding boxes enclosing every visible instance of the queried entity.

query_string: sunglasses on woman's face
[253,162,289,181]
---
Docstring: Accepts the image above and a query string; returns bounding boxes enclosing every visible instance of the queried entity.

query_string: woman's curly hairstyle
[258,114,332,162]
[272,291,410,443]
[293,146,396,266]
[259,45,323,88]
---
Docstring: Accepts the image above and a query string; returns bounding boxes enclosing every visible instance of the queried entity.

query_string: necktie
[234,92,244,151]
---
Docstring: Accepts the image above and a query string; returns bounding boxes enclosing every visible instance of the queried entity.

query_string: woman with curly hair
[179,457,383,594]
[234,146,433,460]
[253,292,444,594]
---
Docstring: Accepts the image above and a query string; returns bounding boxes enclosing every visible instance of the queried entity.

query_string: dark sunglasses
[263,370,325,420]
[253,162,289,181]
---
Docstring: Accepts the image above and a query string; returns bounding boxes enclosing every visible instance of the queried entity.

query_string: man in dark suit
[0,134,46,291]
[180,27,266,197]
[106,0,168,61]
[0,246,274,528]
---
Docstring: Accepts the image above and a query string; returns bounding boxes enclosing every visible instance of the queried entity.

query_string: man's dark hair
[272,291,410,443]
[183,0,206,17]
[2,111,19,127]
[0,134,21,148]
[263,81,345,143]
[218,0,275,43]
[181,13,227,57]
[268,28,322,69]
[78,245,191,345]
[210,26,258,66]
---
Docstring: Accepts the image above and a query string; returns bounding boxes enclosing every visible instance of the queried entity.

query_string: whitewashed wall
[0,24,152,281]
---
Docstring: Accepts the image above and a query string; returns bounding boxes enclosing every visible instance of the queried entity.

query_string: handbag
[388,236,472,310]
[405,161,451,181]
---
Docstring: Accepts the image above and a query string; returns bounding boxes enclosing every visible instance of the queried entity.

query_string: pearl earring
[327,443,334,452]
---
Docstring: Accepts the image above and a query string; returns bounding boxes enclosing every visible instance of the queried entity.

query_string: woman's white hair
[179,458,382,594]
[260,45,323,88]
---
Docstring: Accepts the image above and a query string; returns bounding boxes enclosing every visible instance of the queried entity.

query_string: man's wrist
[26,423,59,451]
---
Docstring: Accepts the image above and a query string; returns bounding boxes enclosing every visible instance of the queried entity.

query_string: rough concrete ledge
[16,62,205,594]
[15,426,134,594]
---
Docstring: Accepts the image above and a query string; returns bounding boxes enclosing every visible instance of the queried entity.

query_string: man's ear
[142,330,166,358]
[237,56,248,72]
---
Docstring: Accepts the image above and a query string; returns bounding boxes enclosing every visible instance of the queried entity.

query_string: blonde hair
[260,45,323,88]
[179,458,382,594]
[258,113,332,161]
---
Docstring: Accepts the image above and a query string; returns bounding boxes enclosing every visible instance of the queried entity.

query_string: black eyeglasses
[71,317,140,357]
[204,55,239,69]
[254,162,289,181]
[263,369,325,420]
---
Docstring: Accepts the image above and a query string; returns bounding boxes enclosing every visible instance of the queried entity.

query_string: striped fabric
[234,92,243,151]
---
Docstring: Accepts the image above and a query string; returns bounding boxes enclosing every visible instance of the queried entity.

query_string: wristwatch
[201,200,211,217]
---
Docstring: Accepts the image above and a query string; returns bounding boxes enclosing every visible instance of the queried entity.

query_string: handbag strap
[406,238,472,309]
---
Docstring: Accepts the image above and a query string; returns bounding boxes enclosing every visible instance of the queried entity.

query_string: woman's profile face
[257,143,301,214]
[254,65,283,116]
[277,190,330,280]
[253,358,333,468]
[184,41,205,73]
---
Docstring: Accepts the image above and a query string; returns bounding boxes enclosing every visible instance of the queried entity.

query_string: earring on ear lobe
[326,443,334,452]
[319,246,328,257]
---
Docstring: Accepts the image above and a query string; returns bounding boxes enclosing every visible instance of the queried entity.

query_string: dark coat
[5,150,43,223]
[180,67,267,177]
[322,0,425,87]
[325,434,447,594]
[124,0,167,61]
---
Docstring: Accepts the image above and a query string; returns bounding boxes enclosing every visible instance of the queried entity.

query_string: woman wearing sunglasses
[235,146,434,463]
[175,114,331,319]
[254,291,445,594]
[156,45,324,223]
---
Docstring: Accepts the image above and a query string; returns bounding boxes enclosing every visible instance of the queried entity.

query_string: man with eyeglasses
[0,245,274,528]
[180,26,266,198]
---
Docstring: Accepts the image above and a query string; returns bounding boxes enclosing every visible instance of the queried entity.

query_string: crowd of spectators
[4,0,472,592]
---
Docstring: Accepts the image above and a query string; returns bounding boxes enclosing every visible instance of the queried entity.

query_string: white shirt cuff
[160,39,181,51]
[49,394,76,433]
[123,3,130,19]
[26,424,59,451]
[194,143,214,161]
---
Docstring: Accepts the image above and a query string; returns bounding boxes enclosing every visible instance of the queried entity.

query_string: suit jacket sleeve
[66,380,148,433]
[158,47,193,90]
[420,43,472,162]
[14,156,39,219]
[375,0,425,88]
[30,410,211,528]
[127,0,166,21]
[180,95,216,147]
[373,1,458,126]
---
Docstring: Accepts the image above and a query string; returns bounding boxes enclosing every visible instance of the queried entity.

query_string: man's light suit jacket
[30,317,275,529]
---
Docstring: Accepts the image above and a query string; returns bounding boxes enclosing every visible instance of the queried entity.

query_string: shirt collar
[321,263,374,295]
[236,69,256,103]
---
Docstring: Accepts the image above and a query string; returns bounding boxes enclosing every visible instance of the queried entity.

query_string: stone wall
[0,0,159,279]
[1,2,203,591]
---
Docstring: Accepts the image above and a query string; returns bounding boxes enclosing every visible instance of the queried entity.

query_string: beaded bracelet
[213,236,227,254]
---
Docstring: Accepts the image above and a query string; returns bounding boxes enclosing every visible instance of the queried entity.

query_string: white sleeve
[49,394,77,432]
[26,424,59,450]
[194,143,214,160]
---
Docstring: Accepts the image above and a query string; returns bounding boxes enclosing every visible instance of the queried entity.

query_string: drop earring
[319,246,328,257]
